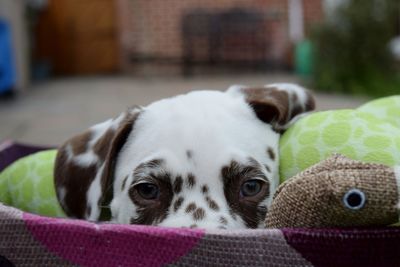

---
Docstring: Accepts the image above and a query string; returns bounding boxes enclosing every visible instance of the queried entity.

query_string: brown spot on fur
[190,224,197,228]
[267,147,275,161]
[129,174,173,225]
[146,159,164,168]
[205,196,220,211]
[129,158,175,225]
[132,159,167,185]
[219,216,228,225]
[291,105,304,119]
[290,90,315,118]
[305,91,316,111]
[229,209,237,220]
[264,164,271,172]
[221,158,270,228]
[70,131,92,155]
[173,176,183,194]
[134,159,164,177]
[258,205,268,221]
[185,203,197,213]
[121,176,129,191]
[201,185,209,194]
[93,128,115,162]
[54,150,98,219]
[187,173,196,188]
[241,87,290,127]
[240,86,315,130]
[193,208,205,221]
[173,197,184,212]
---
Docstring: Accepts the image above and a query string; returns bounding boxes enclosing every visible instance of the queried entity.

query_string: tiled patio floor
[0,74,369,146]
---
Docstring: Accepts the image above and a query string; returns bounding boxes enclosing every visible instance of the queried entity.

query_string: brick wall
[303,0,324,35]
[117,0,324,70]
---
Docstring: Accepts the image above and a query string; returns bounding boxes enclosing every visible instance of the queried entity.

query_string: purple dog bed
[1,141,400,267]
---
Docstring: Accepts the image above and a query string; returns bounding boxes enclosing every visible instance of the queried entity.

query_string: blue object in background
[0,19,16,93]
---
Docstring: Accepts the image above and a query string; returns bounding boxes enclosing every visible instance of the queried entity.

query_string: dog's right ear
[54,107,142,221]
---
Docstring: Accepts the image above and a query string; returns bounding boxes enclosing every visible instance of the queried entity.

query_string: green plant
[311,0,400,97]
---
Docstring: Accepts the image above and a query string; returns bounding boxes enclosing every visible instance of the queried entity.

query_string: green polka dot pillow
[280,96,400,182]
[0,150,66,217]
[358,96,400,128]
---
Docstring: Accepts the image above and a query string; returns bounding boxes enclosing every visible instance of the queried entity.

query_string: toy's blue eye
[343,189,366,210]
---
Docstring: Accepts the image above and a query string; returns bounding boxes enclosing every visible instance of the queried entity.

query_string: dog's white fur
[54,83,315,229]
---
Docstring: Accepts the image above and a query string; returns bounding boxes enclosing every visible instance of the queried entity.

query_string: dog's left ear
[227,83,315,131]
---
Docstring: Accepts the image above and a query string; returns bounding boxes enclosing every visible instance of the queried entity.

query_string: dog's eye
[240,179,263,197]
[136,183,160,200]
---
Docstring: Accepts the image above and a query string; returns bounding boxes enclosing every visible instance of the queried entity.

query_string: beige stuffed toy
[265,154,400,228]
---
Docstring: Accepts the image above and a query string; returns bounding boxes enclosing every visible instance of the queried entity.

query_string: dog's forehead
[116,90,279,183]
[141,90,270,141]
[146,90,250,120]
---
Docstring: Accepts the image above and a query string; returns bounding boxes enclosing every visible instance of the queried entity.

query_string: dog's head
[54,83,314,229]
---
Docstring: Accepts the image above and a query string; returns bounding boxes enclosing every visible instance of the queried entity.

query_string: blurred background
[0,0,399,145]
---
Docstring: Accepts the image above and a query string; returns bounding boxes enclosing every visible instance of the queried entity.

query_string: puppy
[54,84,314,229]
